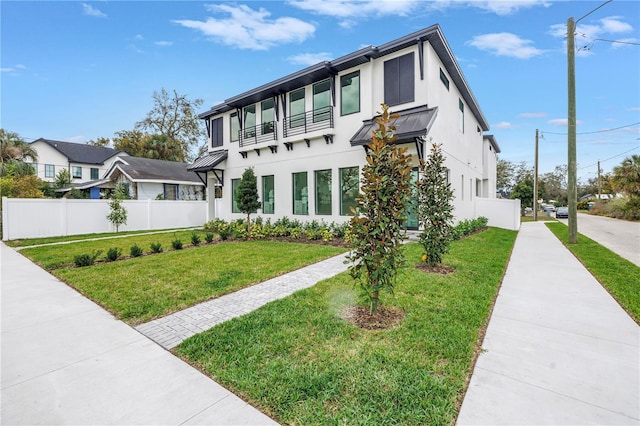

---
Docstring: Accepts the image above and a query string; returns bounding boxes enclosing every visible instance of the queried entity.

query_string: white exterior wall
[203,39,494,225]
[137,182,165,200]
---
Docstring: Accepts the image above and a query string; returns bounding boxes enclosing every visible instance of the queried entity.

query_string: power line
[541,121,640,136]
[576,0,613,24]
[577,146,639,171]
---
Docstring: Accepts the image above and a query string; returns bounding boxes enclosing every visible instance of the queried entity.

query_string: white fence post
[2,196,9,241]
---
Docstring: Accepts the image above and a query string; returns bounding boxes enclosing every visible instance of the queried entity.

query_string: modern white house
[27,138,125,187]
[189,24,500,228]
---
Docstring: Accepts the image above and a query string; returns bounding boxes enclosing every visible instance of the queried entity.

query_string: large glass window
[231,178,241,213]
[292,172,308,215]
[262,175,274,214]
[45,164,55,178]
[315,169,332,215]
[72,166,82,179]
[339,167,359,215]
[211,117,223,147]
[244,105,256,138]
[289,88,305,128]
[384,52,415,106]
[230,112,240,142]
[90,168,99,179]
[341,71,360,116]
[164,184,178,200]
[261,100,275,135]
[313,80,331,123]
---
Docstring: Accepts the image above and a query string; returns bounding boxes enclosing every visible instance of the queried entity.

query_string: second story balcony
[284,106,334,138]
[239,121,278,147]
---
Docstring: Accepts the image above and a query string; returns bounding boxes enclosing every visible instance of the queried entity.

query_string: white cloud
[155,41,173,47]
[467,33,544,59]
[81,3,106,18]
[68,135,87,143]
[494,121,514,129]
[134,34,144,41]
[464,0,551,16]
[600,16,633,33]
[548,118,583,127]
[626,107,640,112]
[519,112,547,118]
[0,68,14,72]
[173,4,315,50]
[550,16,635,53]
[288,52,333,66]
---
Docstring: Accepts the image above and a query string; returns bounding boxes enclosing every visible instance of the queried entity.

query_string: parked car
[556,207,569,218]
[543,205,556,213]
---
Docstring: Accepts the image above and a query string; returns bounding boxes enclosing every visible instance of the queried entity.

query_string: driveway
[557,212,640,266]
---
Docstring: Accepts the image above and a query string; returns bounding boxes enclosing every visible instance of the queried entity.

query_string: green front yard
[176,228,517,425]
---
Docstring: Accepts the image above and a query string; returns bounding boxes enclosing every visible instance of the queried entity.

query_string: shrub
[105,247,122,262]
[74,250,102,267]
[130,244,144,257]
[150,242,163,253]
[321,229,334,242]
[204,233,214,243]
[218,227,231,241]
[172,238,183,250]
[229,219,248,239]
[289,227,302,239]
[191,232,201,246]
[203,218,227,233]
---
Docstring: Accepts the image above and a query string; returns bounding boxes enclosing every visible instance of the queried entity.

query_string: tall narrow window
[341,71,360,116]
[231,178,241,213]
[90,168,99,179]
[289,88,305,128]
[261,99,275,135]
[262,175,275,214]
[72,166,82,179]
[315,169,332,215]
[230,112,240,142]
[244,105,256,138]
[45,164,55,178]
[439,68,450,90]
[292,172,308,215]
[313,79,331,123]
[339,167,359,215]
[458,99,465,133]
[211,117,223,147]
[384,52,414,106]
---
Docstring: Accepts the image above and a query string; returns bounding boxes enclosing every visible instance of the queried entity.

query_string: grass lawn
[5,227,195,248]
[546,222,640,323]
[19,230,210,270]
[176,227,517,425]
[53,240,345,324]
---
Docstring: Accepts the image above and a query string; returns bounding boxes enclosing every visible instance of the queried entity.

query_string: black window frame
[211,117,223,148]
[384,52,415,106]
[439,68,450,91]
[340,71,360,116]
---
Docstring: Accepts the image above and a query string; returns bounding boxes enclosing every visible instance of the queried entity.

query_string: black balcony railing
[284,106,333,138]
[239,121,277,147]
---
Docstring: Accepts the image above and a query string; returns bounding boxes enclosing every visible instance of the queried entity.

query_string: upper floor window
[230,113,240,142]
[458,99,464,133]
[211,117,223,148]
[90,167,99,180]
[261,100,275,135]
[384,52,414,106]
[244,105,256,138]
[72,166,82,179]
[439,68,450,91]
[289,88,305,128]
[341,71,360,116]
[45,164,54,178]
[313,80,331,123]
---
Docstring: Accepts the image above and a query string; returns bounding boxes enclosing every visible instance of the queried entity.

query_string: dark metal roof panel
[187,150,228,172]
[115,156,202,183]
[350,105,439,146]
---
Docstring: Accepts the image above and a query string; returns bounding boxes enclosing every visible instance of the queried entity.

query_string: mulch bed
[415,263,456,274]
[341,305,406,330]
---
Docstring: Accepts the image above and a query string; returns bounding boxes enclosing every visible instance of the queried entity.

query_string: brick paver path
[136,253,350,349]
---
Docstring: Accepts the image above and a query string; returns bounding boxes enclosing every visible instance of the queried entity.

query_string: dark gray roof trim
[187,150,228,172]
[483,134,501,153]
[199,24,489,131]
[350,105,439,146]
[34,138,124,165]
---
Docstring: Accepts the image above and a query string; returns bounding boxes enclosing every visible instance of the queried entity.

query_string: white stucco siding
[27,141,68,182]
[137,182,165,200]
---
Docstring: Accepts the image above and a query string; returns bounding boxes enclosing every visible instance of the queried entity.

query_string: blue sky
[2,0,639,181]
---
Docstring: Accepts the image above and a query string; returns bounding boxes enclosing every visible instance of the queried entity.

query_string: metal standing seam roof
[350,105,439,146]
[187,150,228,172]
[198,24,489,132]
[33,138,124,165]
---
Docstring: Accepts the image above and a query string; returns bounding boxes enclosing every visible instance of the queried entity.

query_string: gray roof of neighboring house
[33,138,125,165]
[107,156,203,184]
[199,24,489,131]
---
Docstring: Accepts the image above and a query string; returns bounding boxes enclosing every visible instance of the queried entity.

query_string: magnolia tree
[347,104,413,313]
[418,142,454,267]
[236,167,261,236]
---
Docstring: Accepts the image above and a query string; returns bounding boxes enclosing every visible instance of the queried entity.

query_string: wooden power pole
[567,17,578,244]
[534,129,539,221]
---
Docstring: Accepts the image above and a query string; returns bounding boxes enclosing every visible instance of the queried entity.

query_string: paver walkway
[136,253,350,349]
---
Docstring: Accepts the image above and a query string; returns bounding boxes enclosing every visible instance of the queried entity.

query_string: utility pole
[597,160,601,200]
[567,17,578,244]
[534,129,539,221]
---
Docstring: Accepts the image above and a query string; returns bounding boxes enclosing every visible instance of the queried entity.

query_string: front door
[403,168,419,230]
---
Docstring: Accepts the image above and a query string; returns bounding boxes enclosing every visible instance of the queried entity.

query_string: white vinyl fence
[475,198,521,231]
[2,197,207,241]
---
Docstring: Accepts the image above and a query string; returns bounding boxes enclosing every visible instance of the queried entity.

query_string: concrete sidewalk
[0,243,277,425]
[457,222,640,425]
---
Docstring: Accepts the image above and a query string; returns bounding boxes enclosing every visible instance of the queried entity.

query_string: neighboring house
[102,156,205,200]
[26,138,125,184]
[189,24,500,227]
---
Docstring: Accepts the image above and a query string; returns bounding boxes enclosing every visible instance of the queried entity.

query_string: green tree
[135,88,205,162]
[511,176,538,216]
[496,157,515,195]
[418,142,454,267]
[236,167,261,236]
[611,155,640,198]
[539,164,568,205]
[0,175,45,198]
[347,104,413,313]
[87,137,113,148]
[54,169,71,190]
[106,182,128,232]
[142,134,183,162]
[0,129,38,177]
[112,130,148,156]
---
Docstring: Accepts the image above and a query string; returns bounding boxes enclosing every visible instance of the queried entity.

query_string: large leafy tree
[347,104,413,313]
[611,155,640,198]
[418,142,454,267]
[0,129,38,177]
[135,88,205,162]
[236,167,261,236]
[539,164,568,204]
